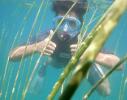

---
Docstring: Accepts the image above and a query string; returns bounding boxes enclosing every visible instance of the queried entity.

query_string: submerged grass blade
[83,55,127,100]
[49,0,127,99]
[119,73,127,100]
[21,1,80,99]
[1,4,34,98]
[4,2,35,99]
[48,0,124,98]
[9,0,45,99]
[21,1,50,99]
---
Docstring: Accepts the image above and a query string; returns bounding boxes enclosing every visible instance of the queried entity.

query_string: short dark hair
[52,0,88,21]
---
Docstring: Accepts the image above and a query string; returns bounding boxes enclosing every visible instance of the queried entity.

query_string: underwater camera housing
[51,31,78,63]
[56,31,71,41]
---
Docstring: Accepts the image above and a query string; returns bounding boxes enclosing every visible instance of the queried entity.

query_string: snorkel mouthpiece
[57,31,71,41]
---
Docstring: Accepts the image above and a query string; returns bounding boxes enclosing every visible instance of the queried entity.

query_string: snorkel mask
[53,15,81,41]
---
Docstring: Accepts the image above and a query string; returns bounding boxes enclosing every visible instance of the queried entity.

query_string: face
[53,11,81,40]
[59,11,78,18]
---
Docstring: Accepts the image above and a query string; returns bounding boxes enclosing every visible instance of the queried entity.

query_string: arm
[95,52,123,70]
[9,38,56,61]
[70,44,123,70]
[9,43,38,61]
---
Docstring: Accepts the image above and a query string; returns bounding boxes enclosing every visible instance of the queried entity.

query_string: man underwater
[9,0,123,97]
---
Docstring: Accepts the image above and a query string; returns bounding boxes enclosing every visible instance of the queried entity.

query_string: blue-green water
[0,0,127,100]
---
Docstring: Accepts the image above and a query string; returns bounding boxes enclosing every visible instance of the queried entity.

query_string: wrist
[35,41,44,53]
[30,43,38,53]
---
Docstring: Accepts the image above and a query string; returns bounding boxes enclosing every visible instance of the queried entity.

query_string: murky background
[0,0,127,100]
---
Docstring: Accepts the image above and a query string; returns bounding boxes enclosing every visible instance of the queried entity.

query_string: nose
[63,23,69,32]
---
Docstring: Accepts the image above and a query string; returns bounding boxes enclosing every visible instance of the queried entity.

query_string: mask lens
[53,16,81,38]
[56,18,62,25]
[68,19,77,29]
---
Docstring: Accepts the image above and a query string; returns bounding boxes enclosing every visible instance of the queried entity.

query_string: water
[0,0,127,100]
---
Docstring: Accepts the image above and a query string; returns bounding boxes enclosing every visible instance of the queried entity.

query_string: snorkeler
[9,0,123,97]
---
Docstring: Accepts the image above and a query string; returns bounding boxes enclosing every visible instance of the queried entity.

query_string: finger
[70,48,77,52]
[45,49,54,54]
[47,44,56,51]
[44,36,56,48]
[71,51,75,56]
[70,44,77,49]
[43,52,51,56]
[49,41,56,48]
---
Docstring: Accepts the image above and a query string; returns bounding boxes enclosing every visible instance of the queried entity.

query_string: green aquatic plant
[48,0,127,99]
[0,1,36,100]
[9,0,46,100]
[0,0,127,100]
[22,1,79,99]
[83,55,127,100]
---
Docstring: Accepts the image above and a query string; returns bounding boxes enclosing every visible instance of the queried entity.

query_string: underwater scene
[0,0,127,100]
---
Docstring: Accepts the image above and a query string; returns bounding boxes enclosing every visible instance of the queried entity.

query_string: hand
[70,44,78,55]
[36,37,56,56]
